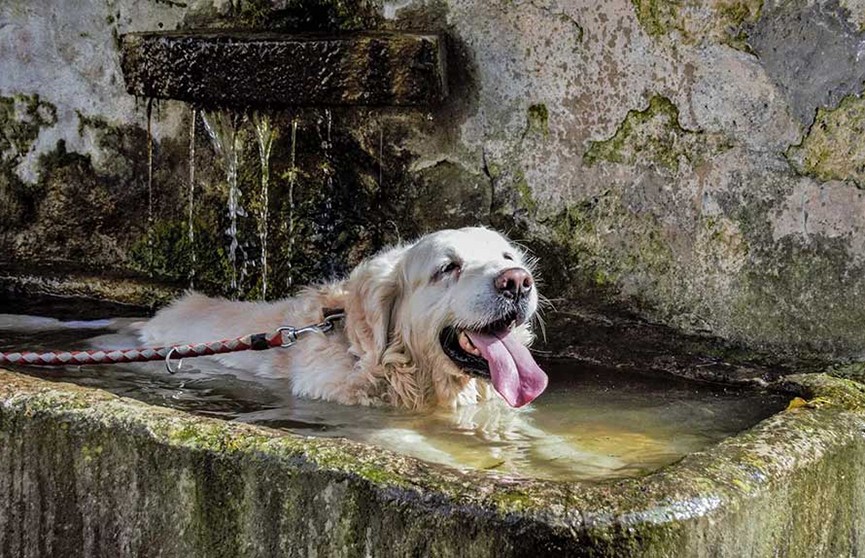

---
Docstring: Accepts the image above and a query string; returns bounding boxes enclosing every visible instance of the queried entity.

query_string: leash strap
[0,309,345,374]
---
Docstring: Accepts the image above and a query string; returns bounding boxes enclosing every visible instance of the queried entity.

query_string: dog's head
[344,227,548,409]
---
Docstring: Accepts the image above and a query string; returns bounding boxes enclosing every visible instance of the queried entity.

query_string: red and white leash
[0,310,344,374]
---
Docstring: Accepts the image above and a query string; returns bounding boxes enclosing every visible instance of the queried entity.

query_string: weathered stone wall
[4,0,865,360]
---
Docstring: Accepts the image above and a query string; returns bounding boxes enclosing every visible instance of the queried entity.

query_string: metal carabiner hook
[323,311,345,327]
[276,327,299,348]
[165,347,183,374]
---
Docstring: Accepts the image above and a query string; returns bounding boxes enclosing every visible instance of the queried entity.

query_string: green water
[0,311,788,481]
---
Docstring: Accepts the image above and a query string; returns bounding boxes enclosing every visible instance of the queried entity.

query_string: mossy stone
[583,95,726,173]
[786,94,865,188]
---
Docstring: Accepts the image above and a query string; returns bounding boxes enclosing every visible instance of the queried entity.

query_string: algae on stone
[730,226,865,356]
[786,94,865,189]
[716,0,761,52]
[410,160,492,230]
[524,103,549,138]
[2,108,186,279]
[190,0,382,32]
[538,188,676,304]
[583,95,723,173]
[3,101,419,303]
[631,0,761,49]
[631,0,686,37]
[127,218,232,290]
[0,94,57,167]
[0,94,58,232]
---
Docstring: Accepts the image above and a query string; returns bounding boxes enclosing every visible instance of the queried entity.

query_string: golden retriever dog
[138,227,548,410]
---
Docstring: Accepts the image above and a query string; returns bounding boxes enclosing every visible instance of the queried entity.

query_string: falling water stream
[188,108,197,289]
[174,109,298,296]
[253,112,276,300]
[285,118,298,291]
[201,110,247,295]
[378,123,384,190]
[322,109,336,275]
[145,99,155,276]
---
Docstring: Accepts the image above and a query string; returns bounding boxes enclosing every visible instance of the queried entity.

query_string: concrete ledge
[120,31,448,108]
[0,370,863,556]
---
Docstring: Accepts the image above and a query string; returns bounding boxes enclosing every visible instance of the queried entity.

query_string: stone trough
[0,365,863,556]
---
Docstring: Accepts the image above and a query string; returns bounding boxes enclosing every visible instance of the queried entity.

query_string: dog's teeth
[458,331,481,356]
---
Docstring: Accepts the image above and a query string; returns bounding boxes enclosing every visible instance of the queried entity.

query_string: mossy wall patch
[583,95,727,173]
[630,0,760,48]
[787,94,865,188]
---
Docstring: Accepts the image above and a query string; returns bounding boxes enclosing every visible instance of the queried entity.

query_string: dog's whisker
[533,312,548,344]
[537,294,556,312]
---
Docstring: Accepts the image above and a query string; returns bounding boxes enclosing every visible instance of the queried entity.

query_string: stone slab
[120,31,447,107]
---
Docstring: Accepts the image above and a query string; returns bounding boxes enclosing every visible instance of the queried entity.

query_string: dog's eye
[503,253,515,261]
[434,261,462,281]
[440,261,461,275]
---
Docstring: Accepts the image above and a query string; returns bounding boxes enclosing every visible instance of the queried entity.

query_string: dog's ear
[344,243,409,363]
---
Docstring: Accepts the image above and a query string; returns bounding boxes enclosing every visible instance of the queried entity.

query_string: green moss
[165,417,415,489]
[536,189,675,303]
[3,386,103,415]
[730,234,865,356]
[717,2,751,26]
[489,489,535,512]
[789,373,865,411]
[632,0,761,48]
[0,93,57,168]
[717,0,761,53]
[80,444,104,463]
[514,174,537,213]
[525,103,549,138]
[583,95,714,173]
[128,218,232,291]
[631,0,684,37]
[786,94,865,188]
[168,422,232,448]
[351,465,404,486]
[828,361,865,382]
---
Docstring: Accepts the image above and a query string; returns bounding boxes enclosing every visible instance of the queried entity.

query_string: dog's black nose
[495,268,533,299]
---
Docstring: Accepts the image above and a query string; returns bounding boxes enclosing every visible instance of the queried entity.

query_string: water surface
[0,311,788,481]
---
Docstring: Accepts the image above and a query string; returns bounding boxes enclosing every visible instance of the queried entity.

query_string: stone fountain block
[120,31,447,107]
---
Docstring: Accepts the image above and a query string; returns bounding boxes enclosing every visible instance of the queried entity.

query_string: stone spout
[120,31,447,108]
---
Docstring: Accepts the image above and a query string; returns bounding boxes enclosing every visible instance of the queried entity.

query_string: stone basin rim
[0,367,860,532]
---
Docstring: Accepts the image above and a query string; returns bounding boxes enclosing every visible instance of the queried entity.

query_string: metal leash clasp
[276,311,345,348]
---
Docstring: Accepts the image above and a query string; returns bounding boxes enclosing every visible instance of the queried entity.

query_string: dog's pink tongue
[465,331,548,407]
